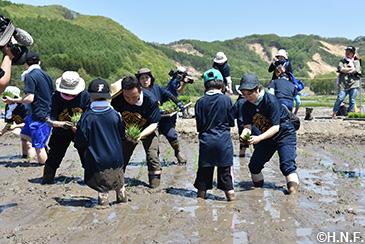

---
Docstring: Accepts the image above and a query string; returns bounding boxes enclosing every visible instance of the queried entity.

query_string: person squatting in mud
[194,68,235,201]
[74,79,127,206]
[238,73,299,194]
[42,71,90,184]
[135,68,187,165]
[111,76,162,188]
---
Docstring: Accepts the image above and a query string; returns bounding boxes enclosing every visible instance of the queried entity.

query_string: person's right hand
[272,57,278,63]
[2,44,14,59]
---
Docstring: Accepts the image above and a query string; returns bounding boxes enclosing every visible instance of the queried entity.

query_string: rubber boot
[197,190,206,199]
[251,172,264,187]
[116,185,127,203]
[170,140,187,165]
[148,174,161,188]
[42,165,57,184]
[304,107,313,121]
[286,173,299,194]
[225,190,235,201]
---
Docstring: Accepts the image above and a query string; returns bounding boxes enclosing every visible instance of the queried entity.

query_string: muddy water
[1,133,365,243]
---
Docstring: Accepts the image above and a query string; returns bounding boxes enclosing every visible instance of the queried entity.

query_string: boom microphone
[13,28,33,47]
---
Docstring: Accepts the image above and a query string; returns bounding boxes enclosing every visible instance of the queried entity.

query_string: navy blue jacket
[195,93,234,167]
[74,107,125,183]
[269,78,298,103]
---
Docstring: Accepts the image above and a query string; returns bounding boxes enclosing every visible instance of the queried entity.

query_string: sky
[8,0,365,44]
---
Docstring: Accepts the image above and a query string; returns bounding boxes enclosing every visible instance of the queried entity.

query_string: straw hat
[56,71,85,95]
[111,79,123,98]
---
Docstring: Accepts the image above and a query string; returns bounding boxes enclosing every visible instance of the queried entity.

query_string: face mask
[60,92,77,101]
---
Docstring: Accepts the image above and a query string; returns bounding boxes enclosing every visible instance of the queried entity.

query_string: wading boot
[197,190,206,199]
[251,172,264,187]
[98,192,109,206]
[148,174,161,188]
[42,165,56,184]
[225,190,235,201]
[287,182,299,194]
[286,173,299,194]
[116,185,127,203]
[170,140,187,165]
[304,107,313,121]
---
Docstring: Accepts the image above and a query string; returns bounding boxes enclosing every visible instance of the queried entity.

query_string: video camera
[168,69,194,84]
[0,15,33,65]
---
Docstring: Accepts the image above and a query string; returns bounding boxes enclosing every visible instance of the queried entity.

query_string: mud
[0,107,365,243]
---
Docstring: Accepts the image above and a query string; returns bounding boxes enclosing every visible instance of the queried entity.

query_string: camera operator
[166,66,192,97]
[0,15,33,93]
[0,45,14,93]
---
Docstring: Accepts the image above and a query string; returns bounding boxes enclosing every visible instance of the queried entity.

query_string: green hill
[0,1,175,91]
[1,0,364,96]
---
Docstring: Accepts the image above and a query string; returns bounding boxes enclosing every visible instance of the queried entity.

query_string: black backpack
[282,104,300,130]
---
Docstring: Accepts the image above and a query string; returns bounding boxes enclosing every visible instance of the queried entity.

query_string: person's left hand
[177,102,185,111]
[227,88,233,95]
[248,135,262,145]
[1,96,15,104]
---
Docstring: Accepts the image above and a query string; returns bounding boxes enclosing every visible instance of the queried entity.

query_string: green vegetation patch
[348,112,365,118]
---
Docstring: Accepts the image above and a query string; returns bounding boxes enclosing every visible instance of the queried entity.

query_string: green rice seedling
[356,176,361,186]
[6,123,11,128]
[348,112,365,118]
[193,150,199,172]
[70,112,82,126]
[318,158,322,165]
[126,124,144,143]
[136,161,145,180]
[164,147,173,167]
[78,168,84,176]
[1,91,15,99]
[178,95,191,105]
[159,100,177,114]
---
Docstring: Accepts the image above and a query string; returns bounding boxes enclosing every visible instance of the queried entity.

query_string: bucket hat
[56,71,85,95]
[4,86,20,98]
[135,68,155,83]
[213,52,227,63]
[275,49,288,59]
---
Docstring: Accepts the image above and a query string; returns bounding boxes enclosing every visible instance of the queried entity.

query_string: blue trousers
[249,122,297,176]
[158,117,178,143]
[333,88,359,113]
[279,100,294,112]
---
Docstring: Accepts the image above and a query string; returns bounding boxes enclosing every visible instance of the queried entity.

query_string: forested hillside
[1,0,364,96]
[0,1,176,91]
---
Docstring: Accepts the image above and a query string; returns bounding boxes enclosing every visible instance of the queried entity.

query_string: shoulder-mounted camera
[168,69,194,84]
[0,15,33,65]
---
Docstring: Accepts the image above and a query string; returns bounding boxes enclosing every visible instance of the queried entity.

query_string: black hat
[238,73,259,90]
[88,78,112,99]
[345,46,356,52]
[25,50,39,65]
